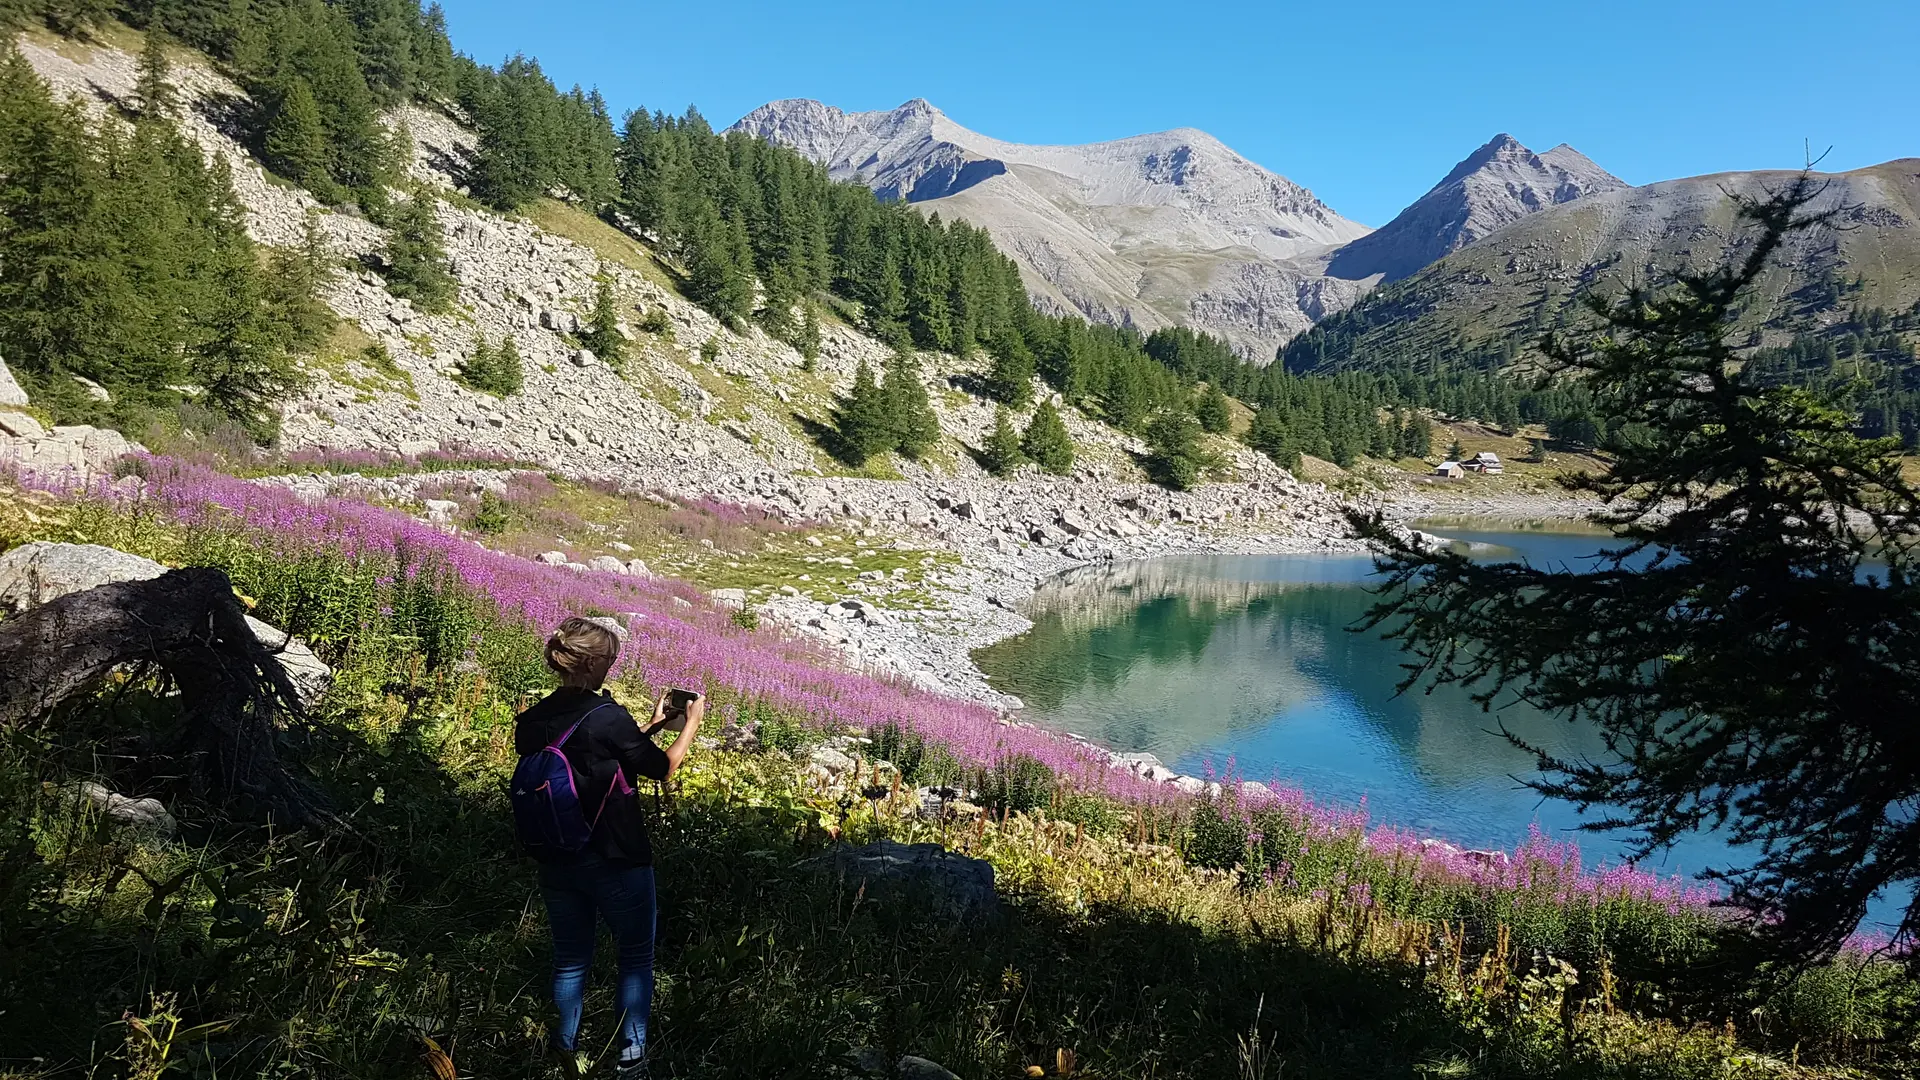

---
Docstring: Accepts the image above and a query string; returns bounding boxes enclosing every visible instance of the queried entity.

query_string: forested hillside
[1,0,1537,488]
[1279,159,1920,446]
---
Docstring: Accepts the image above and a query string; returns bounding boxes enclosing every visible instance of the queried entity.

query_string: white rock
[71,781,176,839]
[711,587,747,610]
[0,410,46,439]
[0,355,27,407]
[534,551,570,566]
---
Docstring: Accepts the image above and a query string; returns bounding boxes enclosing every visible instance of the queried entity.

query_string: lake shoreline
[783,487,1603,721]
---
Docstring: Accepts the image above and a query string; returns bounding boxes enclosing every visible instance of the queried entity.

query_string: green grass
[1,483,1912,1079]
[523,198,686,296]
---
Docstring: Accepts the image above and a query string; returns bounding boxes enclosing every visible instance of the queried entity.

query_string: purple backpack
[510,703,630,856]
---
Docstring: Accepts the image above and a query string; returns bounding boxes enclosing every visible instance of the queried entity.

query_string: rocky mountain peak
[729,97,1370,359]
[1325,132,1625,283]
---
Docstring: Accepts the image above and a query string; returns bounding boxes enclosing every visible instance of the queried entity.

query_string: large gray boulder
[803,840,999,920]
[0,542,333,707]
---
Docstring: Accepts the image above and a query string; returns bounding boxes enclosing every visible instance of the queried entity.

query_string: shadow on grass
[2,686,1477,1080]
[793,410,870,472]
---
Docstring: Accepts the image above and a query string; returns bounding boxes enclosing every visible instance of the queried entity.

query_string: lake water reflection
[972,523,1736,876]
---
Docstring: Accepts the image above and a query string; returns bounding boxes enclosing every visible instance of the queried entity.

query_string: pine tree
[1196,382,1232,434]
[1144,408,1215,490]
[794,304,821,371]
[834,358,893,466]
[687,204,752,325]
[1404,412,1434,458]
[1446,436,1465,462]
[264,210,337,351]
[981,406,1025,476]
[186,157,305,437]
[882,348,940,460]
[1021,399,1075,476]
[456,334,522,396]
[383,188,454,311]
[493,335,524,394]
[1353,176,1920,962]
[582,271,626,370]
[1247,404,1299,474]
[985,331,1035,407]
[133,32,177,120]
[263,76,333,200]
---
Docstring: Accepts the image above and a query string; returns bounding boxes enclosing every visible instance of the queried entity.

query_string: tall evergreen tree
[133,32,177,119]
[794,304,821,370]
[262,76,332,199]
[382,188,454,311]
[264,210,338,353]
[581,271,626,369]
[1247,404,1298,474]
[834,358,893,466]
[981,406,1025,477]
[1196,382,1232,434]
[985,331,1035,407]
[1143,408,1215,490]
[882,348,940,460]
[1021,399,1075,476]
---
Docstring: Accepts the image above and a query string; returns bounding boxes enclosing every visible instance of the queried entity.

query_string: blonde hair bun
[545,616,622,678]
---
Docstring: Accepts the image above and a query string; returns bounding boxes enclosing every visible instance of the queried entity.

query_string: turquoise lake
[973,523,1740,879]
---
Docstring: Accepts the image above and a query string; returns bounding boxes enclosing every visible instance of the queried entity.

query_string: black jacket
[513,688,670,866]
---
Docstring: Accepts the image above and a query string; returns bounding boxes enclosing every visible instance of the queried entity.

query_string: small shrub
[744,698,812,756]
[638,306,674,339]
[455,336,523,397]
[468,490,511,534]
[699,336,721,365]
[974,753,1054,815]
[1184,799,1251,871]
[728,607,759,631]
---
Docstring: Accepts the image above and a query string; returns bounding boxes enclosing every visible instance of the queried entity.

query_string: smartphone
[658,687,701,732]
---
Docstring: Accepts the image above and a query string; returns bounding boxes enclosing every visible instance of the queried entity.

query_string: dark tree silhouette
[1351,174,1920,963]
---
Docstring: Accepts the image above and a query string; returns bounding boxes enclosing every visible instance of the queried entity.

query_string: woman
[514,617,704,1079]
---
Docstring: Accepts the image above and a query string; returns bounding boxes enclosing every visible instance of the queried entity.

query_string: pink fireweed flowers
[9,456,1730,909]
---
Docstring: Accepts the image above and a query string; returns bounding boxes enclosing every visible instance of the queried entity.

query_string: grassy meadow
[0,460,1913,1079]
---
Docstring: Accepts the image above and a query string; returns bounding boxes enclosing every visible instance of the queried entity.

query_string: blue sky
[436,0,1918,227]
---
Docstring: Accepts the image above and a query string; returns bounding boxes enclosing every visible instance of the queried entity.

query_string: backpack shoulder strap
[546,700,617,753]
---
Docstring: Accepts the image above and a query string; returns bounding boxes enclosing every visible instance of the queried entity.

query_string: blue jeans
[538,853,656,1062]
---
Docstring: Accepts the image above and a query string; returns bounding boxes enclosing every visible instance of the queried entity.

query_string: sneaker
[614,1056,650,1080]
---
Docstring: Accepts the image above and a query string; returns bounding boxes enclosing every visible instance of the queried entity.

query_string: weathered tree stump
[0,566,331,825]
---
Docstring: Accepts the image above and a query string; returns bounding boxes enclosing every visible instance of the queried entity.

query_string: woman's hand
[660,691,705,778]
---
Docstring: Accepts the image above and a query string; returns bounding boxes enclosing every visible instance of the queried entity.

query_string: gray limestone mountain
[734,102,1623,363]
[731,98,1372,360]
[1323,133,1626,284]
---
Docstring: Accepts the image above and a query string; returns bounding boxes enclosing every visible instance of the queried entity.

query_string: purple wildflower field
[11,455,1724,910]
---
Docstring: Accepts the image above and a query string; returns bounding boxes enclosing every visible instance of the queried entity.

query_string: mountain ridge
[1282,157,1920,375]
[1323,133,1627,284]
[731,98,1372,359]
[735,100,1632,362]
